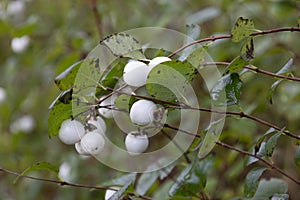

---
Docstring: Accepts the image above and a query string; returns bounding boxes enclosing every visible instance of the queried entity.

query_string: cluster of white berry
[58,56,171,156]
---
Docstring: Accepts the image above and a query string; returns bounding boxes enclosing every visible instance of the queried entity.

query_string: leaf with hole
[231,17,255,42]
[224,56,248,75]
[211,73,243,106]
[240,37,254,62]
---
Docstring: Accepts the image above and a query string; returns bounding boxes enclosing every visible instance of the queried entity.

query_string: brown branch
[0,168,152,200]
[202,61,300,82]
[169,27,300,57]
[90,0,103,39]
[215,141,300,185]
[163,124,300,185]
[101,86,300,140]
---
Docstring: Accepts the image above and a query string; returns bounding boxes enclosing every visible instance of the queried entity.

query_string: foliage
[1,1,300,200]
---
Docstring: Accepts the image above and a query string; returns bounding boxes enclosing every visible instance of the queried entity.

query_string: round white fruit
[123,60,148,87]
[75,142,89,155]
[130,100,157,125]
[98,96,116,119]
[125,133,149,155]
[87,116,106,134]
[80,131,105,155]
[148,56,171,70]
[58,119,85,145]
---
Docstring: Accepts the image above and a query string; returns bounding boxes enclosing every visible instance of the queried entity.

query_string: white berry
[148,56,171,70]
[130,100,157,125]
[75,142,89,155]
[58,119,85,145]
[87,116,106,134]
[125,132,149,155]
[98,96,116,119]
[80,131,105,155]
[123,60,148,87]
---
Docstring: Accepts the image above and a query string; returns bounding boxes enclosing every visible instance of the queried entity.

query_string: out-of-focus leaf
[298,16,300,27]
[54,61,82,91]
[186,46,208,69]
[267,58,293,104]
[251,178,288,200]
[179,24,201,61]
[294,147,300,167]
[102,173,136,200]
[136,171,159,195]
[240,37,254,62]
[96,58,127,97]
[211,73,243,106]
[231,17,255,42]
[169,156,214,197]
[257,129,283,158]
[100,33,145,60]
[146,60,197,103]
[244,167,267,198]
[263,131,282,157]
[14,162,59,184]
[224,56,248,75]
[198,118,225,158]
[254,128,276,155]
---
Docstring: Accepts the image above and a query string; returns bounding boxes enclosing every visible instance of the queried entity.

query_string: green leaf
[179,24,201,61]
[96,58,127,97]
[294,147,300,167]
[136,171,159,195]
[186,46,208,69]
[297,16,300,27]
[224,56,248,75]
[103,173,136,200]
[263,131,282,157]
[14,162,59,184]
[211,73,243,106]
[257,129,283,158]
[146,60,197,103]
[100,33,145,60]
[252,178,288,200]
[240,37,254,62]
[244,167,267,198]
[198,118,225,158]
[54,61,82,91]
[254,128,276,155]
[48,90,73,138]
[169,156,214,197]
[267,58,293,104]
[231,17,255,42]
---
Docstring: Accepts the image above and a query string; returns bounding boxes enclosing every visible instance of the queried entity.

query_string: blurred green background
[0,0,300,199]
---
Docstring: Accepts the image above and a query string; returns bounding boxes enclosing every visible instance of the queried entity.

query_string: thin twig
[90,0,103,39]
[216,141,300,185]
[162,124,300,185]
[169,27,300,57]
[202,61,300,82]
[0,168,152,200]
